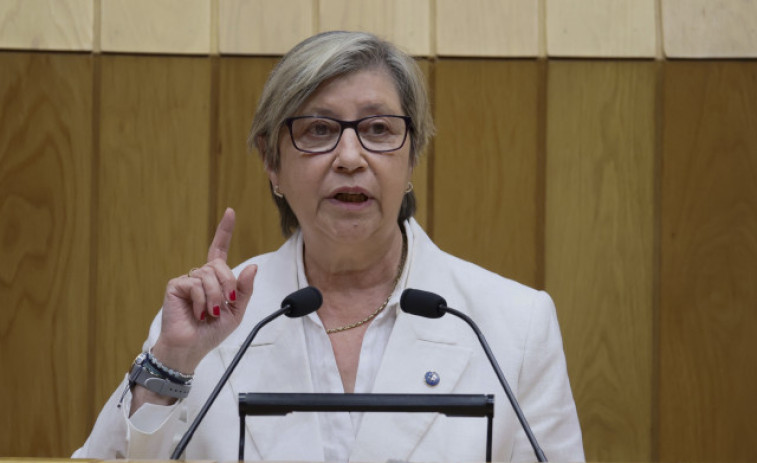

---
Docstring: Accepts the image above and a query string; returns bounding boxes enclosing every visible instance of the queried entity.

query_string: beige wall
[2,0,757,461]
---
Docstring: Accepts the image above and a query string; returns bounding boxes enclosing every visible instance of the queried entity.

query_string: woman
[75,31,584,462]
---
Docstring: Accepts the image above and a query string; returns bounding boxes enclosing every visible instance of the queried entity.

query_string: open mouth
[334,192,369,203]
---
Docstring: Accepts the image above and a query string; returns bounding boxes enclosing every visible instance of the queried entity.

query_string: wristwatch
[128,352,191,399]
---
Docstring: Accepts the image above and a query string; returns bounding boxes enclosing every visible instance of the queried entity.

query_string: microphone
[400,288,548,462]
[170,286,322,459]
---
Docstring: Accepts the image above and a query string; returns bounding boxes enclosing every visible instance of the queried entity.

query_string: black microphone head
[282,286,323,318]
[400,288,447,319]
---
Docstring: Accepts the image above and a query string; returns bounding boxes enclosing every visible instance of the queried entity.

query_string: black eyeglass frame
[284,115,412,154]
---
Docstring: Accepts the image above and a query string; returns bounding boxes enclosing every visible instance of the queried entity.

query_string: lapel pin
[424,371,440,386]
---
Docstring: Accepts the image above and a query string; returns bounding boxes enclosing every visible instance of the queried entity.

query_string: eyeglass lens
[289,116,408,154]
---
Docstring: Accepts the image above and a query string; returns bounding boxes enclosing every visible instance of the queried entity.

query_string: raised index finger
[208,207,235,263]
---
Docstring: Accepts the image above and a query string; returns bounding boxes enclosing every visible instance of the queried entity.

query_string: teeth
[335,192,367,203]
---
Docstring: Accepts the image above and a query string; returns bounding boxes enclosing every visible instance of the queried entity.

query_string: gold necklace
[325,230,408,335]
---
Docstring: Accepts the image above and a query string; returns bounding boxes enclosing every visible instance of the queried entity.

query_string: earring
[405,182,414,194]
[273,185,284,198]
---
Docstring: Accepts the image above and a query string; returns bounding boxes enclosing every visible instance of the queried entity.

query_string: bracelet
[146,350,194,385]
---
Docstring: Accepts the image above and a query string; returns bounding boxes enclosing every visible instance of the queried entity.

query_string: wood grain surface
[0,0,93,51]
[660,61,757,461]
[1,40,756,463]
[0,52,93,456]
[432,59,541,288]
[410,59,431,230]
[4,0,757,60]
[100,0,211,54]
[545,61,657,461]
[318,0,431,56]
[216,56,284,265]
[546,0,657,57]
[94,55,212,408]
[218,0,314,55]
[662,0,757,58]
[435,0,539,57]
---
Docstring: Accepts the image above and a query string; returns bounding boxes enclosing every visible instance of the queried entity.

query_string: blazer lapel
[216,233,323,462]
[351,309,473,461]
[218,315,324,461]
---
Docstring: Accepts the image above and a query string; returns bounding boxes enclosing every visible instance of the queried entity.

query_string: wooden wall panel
[318,0,431,56]
[662,0,757,58]
[660,61,757,461]
[0,52,92,456]
[545,61,656,460]
[100,0,211,54]
[217,57,284,265]
[410,59,431,230]
[433,60,540,287]
[546,0,657,57]
[435,0,539,57]
[219,0,314,55]
[0,0,93,51]
[95,56,212,407]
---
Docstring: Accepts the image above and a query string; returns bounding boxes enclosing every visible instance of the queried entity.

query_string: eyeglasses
[284,115,411,154]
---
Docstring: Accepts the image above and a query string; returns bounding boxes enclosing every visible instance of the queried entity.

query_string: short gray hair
[248,31,434,237]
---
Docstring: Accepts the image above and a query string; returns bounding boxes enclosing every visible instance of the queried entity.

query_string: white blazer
[75,220,584,462]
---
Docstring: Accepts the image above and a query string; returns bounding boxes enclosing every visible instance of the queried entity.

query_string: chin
[321,217,388,243]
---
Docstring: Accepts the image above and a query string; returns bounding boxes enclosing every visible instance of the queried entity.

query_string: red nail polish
[229,290,236,302]
[200,312,206,321]
[213,305,220,317]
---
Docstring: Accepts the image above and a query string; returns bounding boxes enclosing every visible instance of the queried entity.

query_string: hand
[151,208,257,374]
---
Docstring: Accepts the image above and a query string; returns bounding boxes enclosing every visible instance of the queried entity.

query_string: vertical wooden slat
[660,61,757,461]
[218,0,314,55]
[662,0,757,58]
[545,61,656,460]
[0,0,94,51]
[216,56,283,265]
[95,55,211,407]
[100,0,211,54]
[433,59,540,287]
[435,0,539,57]
[0,52,92,456]
[410,59,431,230]
[546,0,657,58]
[318,0,431,56]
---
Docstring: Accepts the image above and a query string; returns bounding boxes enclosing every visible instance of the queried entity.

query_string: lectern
[238,393,495,461]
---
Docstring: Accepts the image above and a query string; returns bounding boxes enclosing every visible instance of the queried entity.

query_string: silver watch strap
[129,361,191,399]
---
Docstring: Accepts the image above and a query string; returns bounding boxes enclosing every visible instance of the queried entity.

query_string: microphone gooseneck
[170,286,322,459]
[399,288,548,463]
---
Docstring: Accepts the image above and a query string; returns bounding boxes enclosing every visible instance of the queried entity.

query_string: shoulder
[406,219,554,327]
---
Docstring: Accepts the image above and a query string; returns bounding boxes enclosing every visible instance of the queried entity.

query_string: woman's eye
[308,122,332,136]
[365,122,389,135]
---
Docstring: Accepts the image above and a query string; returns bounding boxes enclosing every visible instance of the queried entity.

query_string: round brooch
[424,371,440,387]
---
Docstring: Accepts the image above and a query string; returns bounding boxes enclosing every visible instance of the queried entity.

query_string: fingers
[190,260,238,319]
[207,207,235,264]
[233,264,258,310]
[165,275,207,322]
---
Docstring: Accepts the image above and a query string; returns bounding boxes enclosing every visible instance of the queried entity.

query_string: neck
[303,225,405,292]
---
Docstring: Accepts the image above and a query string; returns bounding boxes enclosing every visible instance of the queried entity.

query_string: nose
[332,127,367,172]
